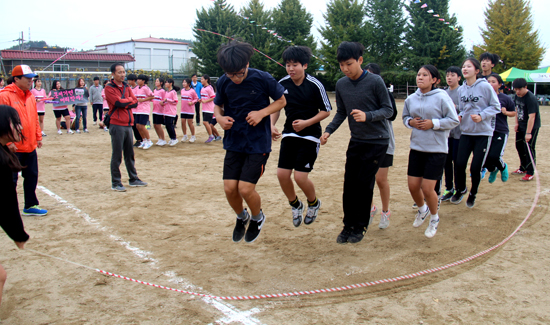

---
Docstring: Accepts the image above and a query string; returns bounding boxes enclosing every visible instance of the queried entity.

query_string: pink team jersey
[135,85,154,115]
[180,88,198,114]
[163,89,179,117]
[49,90,68,110]
[31,88,46,112]
[101,89,109,109]
[152,88,165,115]
[200,85,216,113]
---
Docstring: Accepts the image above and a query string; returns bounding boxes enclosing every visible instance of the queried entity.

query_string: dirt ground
[0,96,549,324]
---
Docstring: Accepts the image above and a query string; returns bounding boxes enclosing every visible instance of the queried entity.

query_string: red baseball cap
[12,65,38,78]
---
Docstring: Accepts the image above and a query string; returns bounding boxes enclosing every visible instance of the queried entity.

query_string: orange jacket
[0,84,42,153]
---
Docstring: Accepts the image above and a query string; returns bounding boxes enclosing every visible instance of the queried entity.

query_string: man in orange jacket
[0,65,47,216]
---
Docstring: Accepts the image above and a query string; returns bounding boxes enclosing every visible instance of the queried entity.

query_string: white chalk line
[36,186,262,325]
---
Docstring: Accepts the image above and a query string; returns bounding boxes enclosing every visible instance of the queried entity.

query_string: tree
[318,0,368,87]
[238,0,274,73]
[193,0,241,77]
[270,0,318,80]
[404,0,465,70]
[475,0,545,72]
[364,0,406,71]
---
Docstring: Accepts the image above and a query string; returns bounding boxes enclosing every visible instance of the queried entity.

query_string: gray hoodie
[403,88,460,153]
[457,78,500,136]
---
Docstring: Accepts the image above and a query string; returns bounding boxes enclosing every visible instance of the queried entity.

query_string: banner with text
[50,88,88,107]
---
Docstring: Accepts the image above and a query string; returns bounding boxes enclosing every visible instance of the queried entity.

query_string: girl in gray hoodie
[451,58,500,208]
[403,65,459,238]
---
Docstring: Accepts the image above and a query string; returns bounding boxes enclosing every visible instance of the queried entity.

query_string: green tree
[318,0,368,87]
[475,0,545,72]
[365,0,406,71]
[238,0,274,73]
[270,0,318,80]
[193,0,241,77]
[404,0,465,70]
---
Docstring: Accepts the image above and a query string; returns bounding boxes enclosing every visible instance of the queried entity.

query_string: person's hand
[8,143,17,152]
[458,115,462,123]
[409,117,422,129]
[320,132,330,145]
[271,125,281,141]
[188,101,194,106]
[525,133,532,143]
[501,107,508,115]
[37,141,43,149]
[292,119,309,132]
[15,241,25,249]
[218,116,235,130]
[350,109,366,122]
[471,114,482,123]
[246,110,266,126]
[514,124,518,133]
[417,119,434,130]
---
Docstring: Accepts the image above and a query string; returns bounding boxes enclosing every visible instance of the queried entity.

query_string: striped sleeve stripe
[306,75,332,112]
[279,75,291,83]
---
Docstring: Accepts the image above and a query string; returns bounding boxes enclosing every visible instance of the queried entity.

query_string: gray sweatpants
[109,124,139,186]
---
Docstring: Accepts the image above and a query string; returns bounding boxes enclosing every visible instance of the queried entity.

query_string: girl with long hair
[162,78,180,146]
[180,78,199,143]
[199,74,216,143]
[31,78,47,136]
[152,78,166,146]
[74,78,89,133]
[49,80,74,134]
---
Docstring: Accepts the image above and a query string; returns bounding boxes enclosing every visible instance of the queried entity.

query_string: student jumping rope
[214,40,286,243]
[451,58,500,208]
[135,74,155,150]
[200,75,216,143]
[403,65,459,238]
[479,52,500,79]
[180,78,199,143]
[162,78,179,146]
[31,78,47,136]
[152,78,167,146]
[271,45,331,228]
[49,80,74,135]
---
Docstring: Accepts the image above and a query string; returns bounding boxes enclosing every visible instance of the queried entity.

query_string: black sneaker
[466,192,476,208]
[244,211,265,243]
[336,226,353,244]
[450,189,467,204]
[232,209,250,242]
[348,226,366,244]
[440,190,454,202]
[133,141,142,147]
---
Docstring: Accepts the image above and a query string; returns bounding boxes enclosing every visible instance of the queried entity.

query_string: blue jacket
[192,81,203,99]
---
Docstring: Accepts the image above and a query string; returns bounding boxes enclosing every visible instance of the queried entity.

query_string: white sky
[1,0,549,67]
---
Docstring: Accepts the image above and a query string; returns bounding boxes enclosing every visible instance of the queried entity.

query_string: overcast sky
[1,0,548,67]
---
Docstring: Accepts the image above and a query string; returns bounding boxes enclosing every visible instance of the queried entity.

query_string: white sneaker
[379,210,391,229]
[138,141,146,149]
[182,135,189,142]
[413,207,430,228]
[104,126,108,132]
[169,139,179,146]
[156,139,167,146]
[369,205,377,226]
[189,135,196,143]
[76,130,81,134]
[425,218,439,238]
[142,140,153,150]
[57,129,62,135]
[68,129,74,134]
[83,129,89,133]
[93,121,97,126]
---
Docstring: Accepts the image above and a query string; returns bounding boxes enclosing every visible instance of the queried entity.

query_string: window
[53,64,69,71]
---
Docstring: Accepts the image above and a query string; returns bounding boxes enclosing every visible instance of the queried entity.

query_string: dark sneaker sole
[244,215,265,243]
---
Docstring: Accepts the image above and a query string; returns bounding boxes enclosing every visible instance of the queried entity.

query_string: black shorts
[407,150,446,180]
[134,114,149,125]
[53,109,70,118]
[379,153,393,168]
[223,151,270,184]
[210,117,217,126]
[202,112,213,123]
[37,112,45,116]
[278,136,319,173]
[152,114,165,125]
[180,113,194,119]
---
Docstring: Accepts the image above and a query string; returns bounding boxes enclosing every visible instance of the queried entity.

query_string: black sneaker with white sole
[450,189,467,204]
[232,209,250,242]
[466,192,476,208]
[244,211,265,243]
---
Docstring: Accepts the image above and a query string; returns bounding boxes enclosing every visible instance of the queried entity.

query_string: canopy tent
[500,67,550,95]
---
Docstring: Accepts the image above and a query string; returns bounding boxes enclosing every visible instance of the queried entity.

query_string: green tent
[500,67,550,95]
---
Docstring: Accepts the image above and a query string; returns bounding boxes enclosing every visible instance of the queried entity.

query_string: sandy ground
[0,96,549,324]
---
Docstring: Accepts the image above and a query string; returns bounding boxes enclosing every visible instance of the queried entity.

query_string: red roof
[96,37,188,47]
[0,50,135,62]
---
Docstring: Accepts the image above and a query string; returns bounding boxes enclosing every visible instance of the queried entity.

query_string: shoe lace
[292,205,302,219]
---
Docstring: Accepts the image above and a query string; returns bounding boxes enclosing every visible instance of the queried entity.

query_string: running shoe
[244,212,265,243]
[233,209,250,242]
[450,189,467,204]
[304,199,321,225]
[466,192,476,208]
[512,168,526,174]
[57,129,62,135]
[379,210,390,229]
[129,180,148,187]
[440,189,454,202]
[501,163,509,182]
[22,205,48,216]
[169,139,179,146]
[134,141,142,147]
[215,136,222,141]
[104,127,108,132]
[413,208,430,227]
[83,129,89,133]
[336,226,353,244]
[156,139,167,146]
[189,136,196,143]
[369,205,377,226]
[292,200,304,227]
[68,129,74,134]
[488,169,498,183]
[521,174,534,181]
[111,185,127,192]
[205,135,214,143]
[93,121,97,126]
[182,135,189,142]
[348,226,366,244]
[42,131,47,137]
[143,140,154,150]
[480,168,487,180]
[138,141,146,149]
[425,218,439,238]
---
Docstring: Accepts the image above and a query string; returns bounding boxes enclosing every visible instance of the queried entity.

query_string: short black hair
[127,74,137,81]
[217,40,254,73]
[93,76,100,81]
[337,42,364,62]
[137,74,149,83]
[487,73,504,85]
[365,63,381,75]
[479,52,500,65]
[282,46,312,66]
[103,79,109,86]
[191,74,197,78]
[446,66,462,77]
[420,65,441,90]
[512,78,527,89]
[110,63,124,74]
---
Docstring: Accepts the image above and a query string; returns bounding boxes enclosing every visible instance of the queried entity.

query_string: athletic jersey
[49,90,68,110]
[102,89,109,109]
[152,88,165,115]
[181,88,198,114]
[135,85,154,115]
[130,86,139,113]
[163,89,178,117]
[495,93,515,135]
[279,73,332,142]
[31,88,46,112]
[200,85,216,113]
